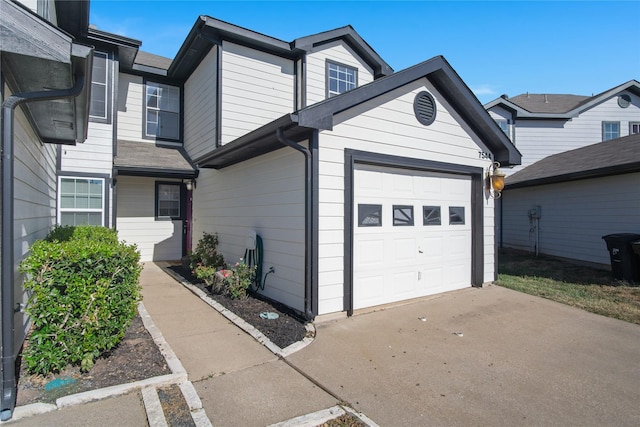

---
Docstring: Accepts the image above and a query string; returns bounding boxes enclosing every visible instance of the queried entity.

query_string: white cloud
[470,84,497,96]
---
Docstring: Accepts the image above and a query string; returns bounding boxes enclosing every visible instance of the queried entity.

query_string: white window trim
[326,60,358,98]
[57,176,106,226]
[602,121,620,141]
[630,122,640,135]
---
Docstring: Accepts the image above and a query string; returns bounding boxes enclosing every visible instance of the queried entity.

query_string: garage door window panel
[449,206,465,225]
[423,206,441,226]
[358,204,382,227]
[393,205,414,226]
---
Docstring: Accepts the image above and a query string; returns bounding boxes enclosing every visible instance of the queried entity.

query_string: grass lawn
[496,249,640,325]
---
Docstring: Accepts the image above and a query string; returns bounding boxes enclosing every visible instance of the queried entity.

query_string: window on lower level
[393,205,414,226]
[449,206,465,225]
[327,61,357,98]
[58,177,105,226]
[630,122,640,135]
[358,204,382,227]
[602,121,620,141]
[156,182,183,220]
[145,81,180,141]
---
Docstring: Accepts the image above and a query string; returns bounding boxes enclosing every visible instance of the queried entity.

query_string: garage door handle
[418,249,424,253]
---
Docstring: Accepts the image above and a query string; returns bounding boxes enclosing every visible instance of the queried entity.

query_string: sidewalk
[7,262,343,427]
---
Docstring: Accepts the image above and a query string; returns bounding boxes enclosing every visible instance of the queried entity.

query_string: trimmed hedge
[19,225,142,374]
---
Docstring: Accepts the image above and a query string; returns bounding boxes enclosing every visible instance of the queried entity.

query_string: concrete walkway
[7,263,640,426]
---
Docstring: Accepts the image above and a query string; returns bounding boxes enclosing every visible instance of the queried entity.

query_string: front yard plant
[19,225,142,374]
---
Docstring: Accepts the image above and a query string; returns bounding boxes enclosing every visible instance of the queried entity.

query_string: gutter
[1,75,87,421]
[275,128,314,321]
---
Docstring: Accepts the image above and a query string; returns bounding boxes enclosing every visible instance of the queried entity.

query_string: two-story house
[485,80,640,173]
[485,82,640,268]
[2,1,521,416]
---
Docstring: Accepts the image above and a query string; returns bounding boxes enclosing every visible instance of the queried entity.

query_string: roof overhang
[87,27,141,70]
[197,55,521,169]
[114,141,198,178]
[1,0,93,144]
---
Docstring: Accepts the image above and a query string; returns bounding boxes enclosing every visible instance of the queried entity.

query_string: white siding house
[501,134,640,268]
[1,0,93,416]
[485,81,640,173]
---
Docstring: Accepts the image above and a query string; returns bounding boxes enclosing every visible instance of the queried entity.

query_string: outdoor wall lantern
[184,179,195,191]
[486,161,505,198]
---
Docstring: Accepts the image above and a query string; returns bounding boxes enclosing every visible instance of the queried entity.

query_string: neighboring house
[485,80,640,173]
[2,1,521,417]
[1,0,93,418]
[501,133,640,268]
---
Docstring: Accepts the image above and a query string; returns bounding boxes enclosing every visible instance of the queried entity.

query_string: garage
[353,165,472,310]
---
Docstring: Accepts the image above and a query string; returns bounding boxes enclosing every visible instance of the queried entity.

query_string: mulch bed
[16,314,170,406]
[168,265,309,349]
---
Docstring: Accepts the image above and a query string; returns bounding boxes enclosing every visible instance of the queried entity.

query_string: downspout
[276,128,313,320]
[1,75,86,421]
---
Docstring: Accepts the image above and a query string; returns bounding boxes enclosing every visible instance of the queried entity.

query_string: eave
[1,0,93,144]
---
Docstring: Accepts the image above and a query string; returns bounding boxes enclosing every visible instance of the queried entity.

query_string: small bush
[189,232,226,272]
[19,226,142,374]
[223,260,256,299]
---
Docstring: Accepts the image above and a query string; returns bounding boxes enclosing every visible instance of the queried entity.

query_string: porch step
[142,381,212,427]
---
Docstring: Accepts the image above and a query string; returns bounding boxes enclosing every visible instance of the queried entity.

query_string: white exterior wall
[509,91,640,172]
[316,78,497,315]
[192,148,306,312]
[220,41,294,144]
[117,73,145,143]
[305,40,375,106]
[184,46,217,160]
[9,83,59,345]
[116,176,183,261]
[502,174,640,266]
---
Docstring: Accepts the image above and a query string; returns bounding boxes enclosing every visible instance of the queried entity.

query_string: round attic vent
[618,94,631,108]
[414,91,437,126]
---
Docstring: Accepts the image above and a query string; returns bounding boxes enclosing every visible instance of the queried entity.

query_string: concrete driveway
[287,285,640,426]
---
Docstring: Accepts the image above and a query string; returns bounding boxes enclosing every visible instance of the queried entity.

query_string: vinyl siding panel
[502,173,640,266]
[509,91,640,172]
[184,46,217,160]
[316,78,497,315]
[117,73,145,142]
[10,84,59,348]
[192,148,305,312]
[116,176,182,261]
[220,41,294,144]
[305,40,375,106]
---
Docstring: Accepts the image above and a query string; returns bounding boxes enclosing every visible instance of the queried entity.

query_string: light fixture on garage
[486,161,505,198]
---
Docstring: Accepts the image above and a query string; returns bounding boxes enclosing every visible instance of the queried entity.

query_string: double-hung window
[145,82,180,140]
[89,51,109,122]
[327,61,357,98]
[58,177,105,226]
[602,121,620,141]
[155,182,183,220]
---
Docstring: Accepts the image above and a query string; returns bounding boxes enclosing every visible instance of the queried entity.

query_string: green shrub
[223,260,256,299]
[190,232,226,272]
[19,226,142,374]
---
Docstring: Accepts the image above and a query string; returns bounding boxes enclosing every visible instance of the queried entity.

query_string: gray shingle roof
[507,94,590,114]
[134,51,172,71]
[505,133,640,188]
[114,141,196,176]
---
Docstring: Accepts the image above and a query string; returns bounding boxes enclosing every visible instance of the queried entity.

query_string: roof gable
[169,16,392,80]
[485,80,640,119]
[198,55,521,169]
[505,133,640,188]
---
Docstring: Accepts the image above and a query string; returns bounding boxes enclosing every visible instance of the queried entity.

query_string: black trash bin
[602,233,640,282]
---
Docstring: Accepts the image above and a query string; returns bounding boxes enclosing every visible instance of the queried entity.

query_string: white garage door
[353,165,472,310]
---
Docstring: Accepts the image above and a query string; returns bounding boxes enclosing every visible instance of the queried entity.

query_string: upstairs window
[630,122,640,135]
[89,52,110,122]
[602,121,620,141]
[145,81,180,141]
[327,61,357,98]
[495,119,509,136]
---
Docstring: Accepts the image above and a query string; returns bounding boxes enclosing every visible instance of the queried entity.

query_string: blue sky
[90,0,640,104]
